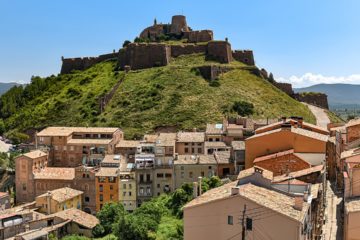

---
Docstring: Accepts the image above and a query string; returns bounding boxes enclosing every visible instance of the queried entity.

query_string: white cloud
[277,73,360,88]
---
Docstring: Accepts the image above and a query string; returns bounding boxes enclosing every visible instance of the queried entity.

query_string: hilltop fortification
[60,15,255,73]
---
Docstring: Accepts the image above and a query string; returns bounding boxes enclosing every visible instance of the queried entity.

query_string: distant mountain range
[0,82,21,95]
[295,83,360,109]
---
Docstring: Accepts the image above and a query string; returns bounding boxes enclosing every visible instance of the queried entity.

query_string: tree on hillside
[122,40,131,48]
[95,202,126,236]
[232,100,254,116]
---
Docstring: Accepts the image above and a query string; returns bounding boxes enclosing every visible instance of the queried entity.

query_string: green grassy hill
[2,54,315,139]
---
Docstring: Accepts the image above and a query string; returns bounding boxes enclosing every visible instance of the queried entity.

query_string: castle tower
[170,15,189,35]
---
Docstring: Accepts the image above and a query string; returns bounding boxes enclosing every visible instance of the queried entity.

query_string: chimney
[293,196,303,211]
[231,187,240,196]
[281,123,292,131]
[46,191,52,215]
[254,166,263,175]
[193,182,199,198]
[298,117,303,127]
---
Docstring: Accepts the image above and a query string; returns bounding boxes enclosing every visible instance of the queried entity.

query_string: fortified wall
[294,92,329,109]
[273,82,294,96]
[60,52,118,74]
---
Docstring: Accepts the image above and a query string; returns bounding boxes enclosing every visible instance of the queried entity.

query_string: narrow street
[323,181,343,240]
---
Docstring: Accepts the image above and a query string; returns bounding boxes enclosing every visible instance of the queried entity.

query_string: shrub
[232,100,254,116]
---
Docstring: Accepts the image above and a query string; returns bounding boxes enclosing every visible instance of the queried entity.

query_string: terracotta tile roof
[330,126,346,133]
[67,138,112,145]
[52,208,99,229]
[253,149,294,163]
[231,141,245,150]
[204,141,228,148]
[37,127,120,137]
[341,148,360,159]
[185,182,310,222]
[177,132,205,143]
[37,187,82,203]
[247,127,328,142]
[33,167,75,180]
[206,123,223,135]
[214,151,231,164]
[156,133,177,146]
[101,154,121,165]
[116,140,140,148]
[174,154,217,165]
[143,134,158,143]
[22,150,47,159]
[346,118,360,128]
[272,165,324,183]
[345,197,360,213]
[255,119,329,135]
[95,167,119,177]
[237,167,273,180]
[273,179,308,186]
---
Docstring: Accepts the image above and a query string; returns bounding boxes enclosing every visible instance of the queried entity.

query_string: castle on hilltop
[60,15,255,74]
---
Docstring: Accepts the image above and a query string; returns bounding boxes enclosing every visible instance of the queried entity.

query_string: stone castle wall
[207,41,233,63]
[294,92,329,109]
[118,43,171,70]
[60,52,118,74]
[197,65,233,81]
[232,50,255,66]
[274,82,294,96]
[170,44,207,57]
[187,30,213,43]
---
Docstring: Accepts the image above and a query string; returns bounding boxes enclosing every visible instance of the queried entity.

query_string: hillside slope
[3,54,315,139]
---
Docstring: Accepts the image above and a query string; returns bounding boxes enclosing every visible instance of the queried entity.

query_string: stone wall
[187,30,213,43]
[60,52,118,74]
[118,43,171,70]
[196,65,233,81]
[207,41,233,63]
[170,44,207,57]
[232,50,255,65]
[294,92,329,109]
[274,82,294,96]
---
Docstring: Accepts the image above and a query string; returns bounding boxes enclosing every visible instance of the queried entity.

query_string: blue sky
[0,0,359,87]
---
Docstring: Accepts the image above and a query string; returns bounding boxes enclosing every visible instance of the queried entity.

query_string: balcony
[135,154,155,169]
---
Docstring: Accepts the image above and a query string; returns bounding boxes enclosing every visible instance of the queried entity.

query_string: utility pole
[241,204,247,240]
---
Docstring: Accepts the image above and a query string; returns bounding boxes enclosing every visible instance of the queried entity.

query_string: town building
[176,132,205,155]
[0,192,10,211]
[119,169,136,212]
[95,166,119,211]
[35,187,83,214]
[245,119,328,169]
[36,127,123,167]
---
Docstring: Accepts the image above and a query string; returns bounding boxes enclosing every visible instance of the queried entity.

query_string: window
[146,174,151,182]
[63,146,67,151]
[216,138,220,142]
[54,146,59,151]
[140,174,144,183]
[87,174,90,178]
[123,192,126,196]
[85,197,90,202]
[191,148,195,153]
[157,184,160,188]
[198,148,202,153]
[158,192,160,196]
[110,185,113,190]
[189,172,193,178]
[70,146,75,151]
[22,183,26,191]
[165,173,172,178]
[185,143,189,146]
[123,184,126,189]
[201,171,205,177]
[181,172,184,178]
[180,166,185,170]
[185,148,189,153]
[197,143,202,146]
[146,187,151,195]
[129,191,132,196]
[129,184,132,189]
[157,173,164,178]
[139,187,144,195]
[110,194,113,200]
[99,185,103,192]
[208,166,212,169]
[228,216,233,225]
[100,204,103,209]
[99,194,103,201]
